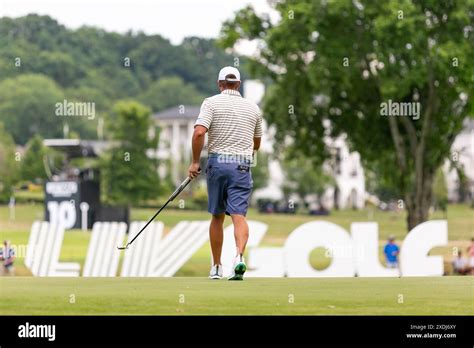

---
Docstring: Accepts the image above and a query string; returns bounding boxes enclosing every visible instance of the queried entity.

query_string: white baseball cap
[218,66,241,82]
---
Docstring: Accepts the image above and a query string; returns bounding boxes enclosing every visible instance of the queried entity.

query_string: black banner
[44,180,100,229]
[0,315,472,346]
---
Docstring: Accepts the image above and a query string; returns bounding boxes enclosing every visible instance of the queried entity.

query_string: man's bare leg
[230,214,249,257]
[209,213,225,265]
[228,214,248,280]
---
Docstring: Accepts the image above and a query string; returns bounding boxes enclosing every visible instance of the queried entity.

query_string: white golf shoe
[209,264,223,279]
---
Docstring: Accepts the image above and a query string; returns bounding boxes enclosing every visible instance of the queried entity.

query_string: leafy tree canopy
[0,122,18,202]
[20,135,48,182]
[0,15,246,143]
[100,100,161,205]
[0,74,65,144]
[220,0,473,230]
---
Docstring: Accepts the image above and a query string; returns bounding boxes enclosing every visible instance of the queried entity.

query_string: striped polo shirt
[195,89,262,157]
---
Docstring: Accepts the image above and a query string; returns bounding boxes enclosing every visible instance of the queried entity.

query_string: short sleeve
[194,99,214,130]
[254,108,263,138]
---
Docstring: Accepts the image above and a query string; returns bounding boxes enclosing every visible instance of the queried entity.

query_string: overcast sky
[0,0,274,45]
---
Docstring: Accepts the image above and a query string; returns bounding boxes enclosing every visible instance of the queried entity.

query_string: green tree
[0,122,18,202]
[448,158,471,204]
[181,37,250,94]
[365,169,399,203]
[281,151,334,208]
[0,15,246,130]
[252,152,269,190]
[433,167,448,213]
[20,135,48,182]
[0,74,64,144]
[220,0,473,231]
[100,100,160,205]
[139,76,204,112]
[36,51,85,87]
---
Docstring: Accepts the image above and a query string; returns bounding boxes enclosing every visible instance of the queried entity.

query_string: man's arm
[253,137,261,151]
[188,125,207,178]
[253,107,263,152]
[189,98,213,178]
[394,245,400,255]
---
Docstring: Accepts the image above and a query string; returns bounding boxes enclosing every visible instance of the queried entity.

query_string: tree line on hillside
[0,14,251,204]
[0,14,247,145]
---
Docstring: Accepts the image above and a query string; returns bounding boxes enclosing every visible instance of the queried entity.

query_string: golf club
[117,172,199,250]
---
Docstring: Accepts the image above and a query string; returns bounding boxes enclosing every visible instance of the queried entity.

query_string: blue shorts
[206,154,253,216]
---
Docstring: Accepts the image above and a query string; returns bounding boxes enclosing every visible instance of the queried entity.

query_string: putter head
[117,244,129,250]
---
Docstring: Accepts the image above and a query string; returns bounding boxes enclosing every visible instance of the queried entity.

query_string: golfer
[188,66,262,280]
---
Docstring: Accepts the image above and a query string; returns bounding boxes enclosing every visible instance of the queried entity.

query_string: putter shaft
[117,175,196,250]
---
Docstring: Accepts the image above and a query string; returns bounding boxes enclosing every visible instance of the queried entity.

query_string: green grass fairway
[1,277,472,315]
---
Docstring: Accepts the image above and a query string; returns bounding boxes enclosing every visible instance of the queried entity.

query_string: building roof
[152,105,200,121]
[43,139,112,158]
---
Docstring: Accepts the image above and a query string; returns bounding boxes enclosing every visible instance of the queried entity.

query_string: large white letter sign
[351,222,399,277]
[246,247,285,277]
[400,220,447,276]
[284,221,355,277]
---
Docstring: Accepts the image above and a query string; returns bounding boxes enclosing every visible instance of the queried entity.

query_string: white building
[244,81,366,209]
[153,105,202,184]
[443,119,474,202]
[322,135,366,209]
[153,81,366,209]
[249,121,366,209]
[153,82,472,209]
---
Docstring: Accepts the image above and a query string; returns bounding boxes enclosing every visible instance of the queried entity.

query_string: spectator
[0,240,16,276]
[467,239,474,275]
[384,235,399,268]
[452,250,468,275]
